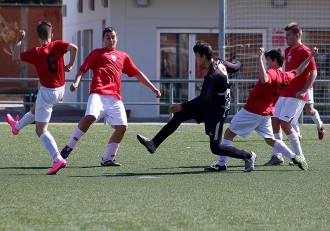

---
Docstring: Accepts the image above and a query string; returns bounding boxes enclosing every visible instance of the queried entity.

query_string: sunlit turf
[0,123,329,231]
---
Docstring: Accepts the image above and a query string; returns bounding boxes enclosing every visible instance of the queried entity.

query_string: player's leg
[6,103,36,135]
[305,88,325,139]
[61,94,101,159]
[280,98,306,160]
[205,108,257,172]
[36,86,66,175]
[100,97,128,167]
[137,109,194,154]
[265,98,284,165]
[291,120,302,141]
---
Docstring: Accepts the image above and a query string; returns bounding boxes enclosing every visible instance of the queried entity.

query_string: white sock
[291,122,301,137]
[40,131,63,162]
[67,127,85,149]
[216,139,232,166]
[311,109,322,129]
[16,112,35,130]
[287,132,305,159]
[102,142,119,161]
[274,140,295,159]
[272,133,283,158]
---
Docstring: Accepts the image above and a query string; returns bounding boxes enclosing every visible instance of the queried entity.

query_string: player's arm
[70,70,84,92]
[294,47,318,76]
[12,30,26,61]
[258,47,268,83]
[135,72,161,98]
[64,43,78,72]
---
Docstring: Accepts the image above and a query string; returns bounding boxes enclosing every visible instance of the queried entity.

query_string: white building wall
[63,0,329,118]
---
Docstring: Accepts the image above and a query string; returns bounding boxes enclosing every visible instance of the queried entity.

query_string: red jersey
[80,48,140,100]
[280,44,316,100]
[244,69,296,116]
[20,40,69,88]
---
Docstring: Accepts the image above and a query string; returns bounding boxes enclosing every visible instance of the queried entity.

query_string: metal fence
[0,77,329,123]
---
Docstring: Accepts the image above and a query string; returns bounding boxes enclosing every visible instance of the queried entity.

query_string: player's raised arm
[294,47,318,76]
[12,30,26,61]
[258,47,268,83]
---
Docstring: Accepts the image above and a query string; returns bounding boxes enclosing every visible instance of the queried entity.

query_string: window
[62,4,67,17]
[77,0,83,13]
[102,0,108,8]
[89,0,95,11]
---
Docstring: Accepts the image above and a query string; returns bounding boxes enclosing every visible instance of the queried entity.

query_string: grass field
[0,123,329,231]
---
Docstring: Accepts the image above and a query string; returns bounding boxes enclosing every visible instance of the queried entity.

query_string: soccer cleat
[6,114,20,135]
[137,134,157,154]
[100,159,121,167]
[291,156,308,170]
[46,159,67,175]
[243,151,256,172]
[61,145,73,159]
[263,155,284,166]
[204,164,227,172]
[317,123,325,140]
[288,161,296,166]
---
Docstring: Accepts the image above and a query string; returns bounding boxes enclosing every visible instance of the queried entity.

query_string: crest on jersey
[111,55,117,62]
[287,55,291,62]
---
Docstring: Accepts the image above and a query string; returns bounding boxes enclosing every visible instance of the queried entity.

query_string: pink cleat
[6,114,20,135]
[318,123,325,140]
[46,159,67,175]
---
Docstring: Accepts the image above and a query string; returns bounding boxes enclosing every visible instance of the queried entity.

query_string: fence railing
[0,77,329,123]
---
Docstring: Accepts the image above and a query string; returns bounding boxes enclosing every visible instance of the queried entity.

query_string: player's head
[102,27,118,50]
[284,22,302,47]
[193,41,213,61]
[265,49,284,68]
[36,21,53,41]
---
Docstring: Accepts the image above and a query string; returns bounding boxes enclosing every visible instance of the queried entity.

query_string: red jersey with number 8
[20,40,69,88]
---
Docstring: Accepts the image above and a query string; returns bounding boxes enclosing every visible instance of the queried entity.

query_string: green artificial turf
[0,123,329,231]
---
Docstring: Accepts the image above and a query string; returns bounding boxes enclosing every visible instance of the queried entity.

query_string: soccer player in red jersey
[60,27,161,166]
[205,47,317,172]
[8,21,78,175]
[265,22,318,166]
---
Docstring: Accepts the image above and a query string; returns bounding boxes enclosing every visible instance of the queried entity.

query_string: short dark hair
[284,22,302,36]
[103,27,117,38]
[37,21,52,40]
[193,41,213,61]
[265,49,284,67]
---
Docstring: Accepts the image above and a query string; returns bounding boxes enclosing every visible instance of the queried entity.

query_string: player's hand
[295,90,306,100]
[16,30,26,42]
[258,47,265,58]
[168,104,182,113]
[154,88,161,98]
[70,83,78,92]
[311,47,318,57]
[64,64,73,72]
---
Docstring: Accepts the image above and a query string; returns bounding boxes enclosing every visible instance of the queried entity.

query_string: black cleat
[204,164,227,172]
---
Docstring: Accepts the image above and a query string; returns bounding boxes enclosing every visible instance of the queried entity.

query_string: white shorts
[273,97,305,123]
[229,108,274,139]
[85,93,127,126]
[35,86,65,122]
[306,88,314,104]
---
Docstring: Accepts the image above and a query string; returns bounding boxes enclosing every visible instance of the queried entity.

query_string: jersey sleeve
[79,50,98,73]
[20,48,38,64]
[218,58,241,74]
[54,40,70,56]
[122,53,140,77]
